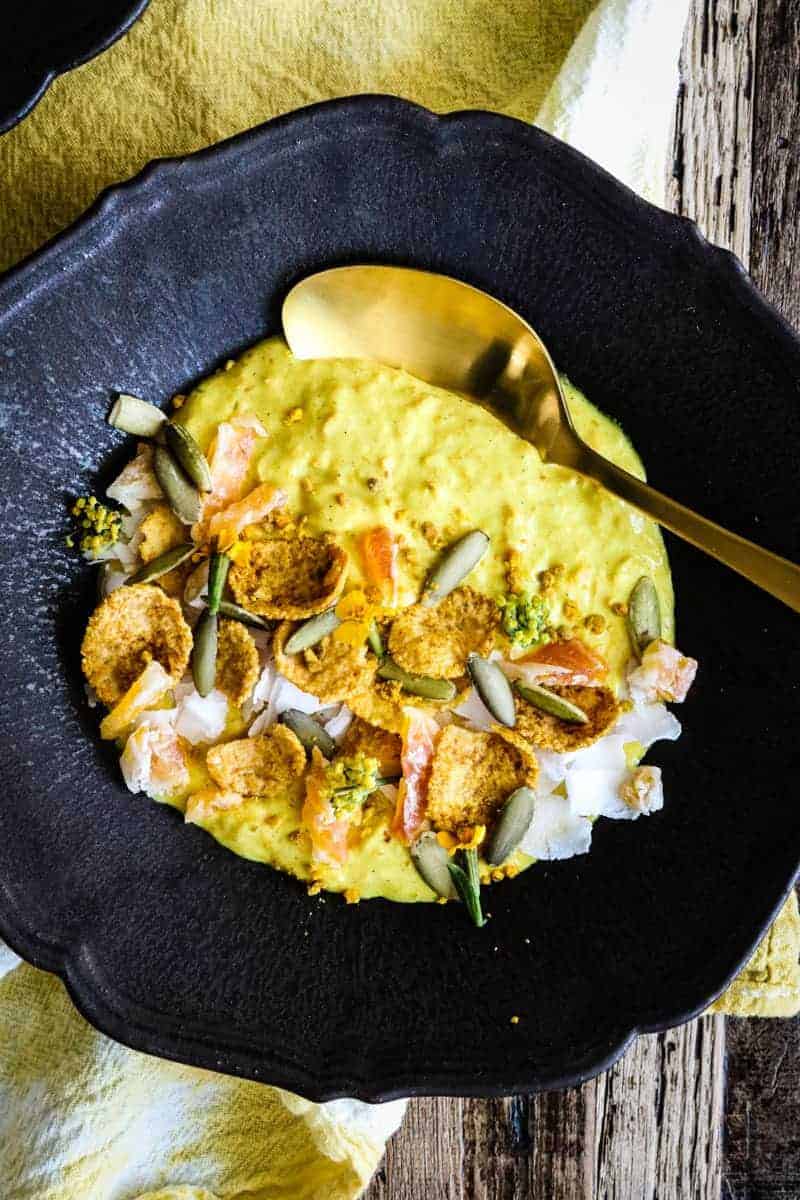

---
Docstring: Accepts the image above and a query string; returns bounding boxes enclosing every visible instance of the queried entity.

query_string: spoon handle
[575,442,800,614]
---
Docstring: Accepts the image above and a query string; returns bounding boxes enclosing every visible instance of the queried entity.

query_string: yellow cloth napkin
[1,0,798,1196]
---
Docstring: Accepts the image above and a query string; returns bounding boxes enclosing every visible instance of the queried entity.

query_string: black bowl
[1,0,150,134]
[0,97,798,1101]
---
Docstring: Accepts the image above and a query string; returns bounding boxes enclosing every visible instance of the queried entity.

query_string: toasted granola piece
[388,587,499,679]
[206,724,306,796]
[514,684,620,752]
[347,682,406,734]
[216,619,260,707]
[426,725,538,832]
[137,502,192,596]
[229,533,347,619]
[347,674,471,735]
[340,716,403,776]
[81,583,192,706]
[139,503,186,563]
[273,620,377,704]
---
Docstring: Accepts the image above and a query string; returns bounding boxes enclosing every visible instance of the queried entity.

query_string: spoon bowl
[284,264,800,613]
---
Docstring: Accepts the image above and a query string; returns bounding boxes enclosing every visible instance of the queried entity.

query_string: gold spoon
[283,265,800,613]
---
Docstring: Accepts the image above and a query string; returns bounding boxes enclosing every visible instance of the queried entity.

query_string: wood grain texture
[668,0,756,261]
[723,1,800,1197]
[365,1,800,1195]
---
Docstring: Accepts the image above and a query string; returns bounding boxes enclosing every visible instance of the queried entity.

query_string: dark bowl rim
[1,94,799,1101]
[0,0,151,135]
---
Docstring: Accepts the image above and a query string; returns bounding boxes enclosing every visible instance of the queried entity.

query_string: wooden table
[365,2,800,1195]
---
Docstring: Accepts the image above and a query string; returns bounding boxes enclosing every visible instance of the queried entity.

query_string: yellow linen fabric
[0,0,594,273]
[0,949,393,1198]
[0,0,798,1196]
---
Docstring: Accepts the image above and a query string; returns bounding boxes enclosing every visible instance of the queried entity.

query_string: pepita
[485,786,536,865]
[164,422,213,492]
[627,575,661,659]
[410,832,457,899]
[377,657,457,701]
[108,394,166,437]
[422,529,489,605]
[284,608,341,654]
[367,620,385,658]
[467,653,516,727]
[153,444,202,525]
[513,680,589,724]
[126,542,195,585]
[280,709,337,758]
[217,600,272,630]
[207,551,230,616]
[192,609,218,696]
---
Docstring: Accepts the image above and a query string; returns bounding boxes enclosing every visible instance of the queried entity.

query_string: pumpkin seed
[108,394,166,437]
[627,575,661,659]
[422,530,489,605]
[153,444,202,525]
[410,832,457,899]
[192,609,218,696]
[447,847,486,927]
[164,421,213,492]
[207,551,230,616]
[467,653,516,727]
[217,600,272,630]
[367,620,385,658]
[513,679,589,724]
[485,786,536,865]
[126,542,195,585]
[280,709,337,758]
[377,657,457,701]
[284,608,341,654]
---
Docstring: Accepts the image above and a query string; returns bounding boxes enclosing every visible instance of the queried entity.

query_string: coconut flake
[628,641,697,703]
[566,767,630,820]
[615,701,681,747]
[324,703,354,741]
[248,671,322,736]
[519,791,592,860]
[452,687,495,732]
[619,766,664,817]
[97,562,130,595]
[120,721,189,798]
[107,443,163,507]
[174,688,228,745]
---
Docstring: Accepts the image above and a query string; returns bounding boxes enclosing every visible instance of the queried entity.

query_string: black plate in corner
[1,0,150,134]
[0,97,798,1102]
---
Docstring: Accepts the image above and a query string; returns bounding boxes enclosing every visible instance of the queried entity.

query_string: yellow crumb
[285,406,304,424]
[344,888,361,905]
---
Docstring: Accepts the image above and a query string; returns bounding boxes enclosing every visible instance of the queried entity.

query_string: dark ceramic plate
[0,0,150,134]
[0,97,798,1102]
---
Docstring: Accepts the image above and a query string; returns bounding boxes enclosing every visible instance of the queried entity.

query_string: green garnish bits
[447,847,486,927]
[499,591,549,651]
[69,495,122,557]
[325,753,382,816]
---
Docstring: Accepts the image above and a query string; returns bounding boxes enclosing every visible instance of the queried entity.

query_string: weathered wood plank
[367,1097,465,1199]
[748,0,800,328]
[723,0,800,1197]
[589,1019,725,1199]
[668,0,757,261]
